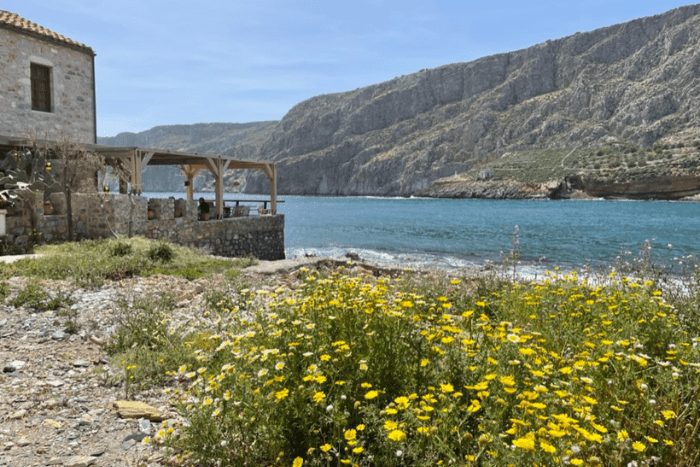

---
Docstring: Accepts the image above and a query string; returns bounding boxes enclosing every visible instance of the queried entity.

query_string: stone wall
[0,27,95,143]
[1,193,285,260]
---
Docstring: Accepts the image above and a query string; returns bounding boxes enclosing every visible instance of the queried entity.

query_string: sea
[145,193,700,273]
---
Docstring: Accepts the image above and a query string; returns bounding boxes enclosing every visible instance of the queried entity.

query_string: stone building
[0,10,96,143]
[0,10,284,260]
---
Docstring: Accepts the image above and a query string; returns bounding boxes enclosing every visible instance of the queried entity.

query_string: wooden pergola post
[180,164,201,201]
[270,164,277,214]
[129,150,154,195]
[261,163,278,215]
[205,157,232,219]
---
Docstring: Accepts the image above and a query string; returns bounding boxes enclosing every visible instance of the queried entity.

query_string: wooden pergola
[90,145,278,218]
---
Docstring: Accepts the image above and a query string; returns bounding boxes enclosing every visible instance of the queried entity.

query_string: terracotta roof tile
[0,9,94,54]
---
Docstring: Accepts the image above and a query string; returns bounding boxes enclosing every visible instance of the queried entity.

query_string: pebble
[63,455,97,467]
[52,330,66,340]
[9,409,27,419]
[72,359,90,368]
[3,360,27,372]
[137,418,152,435]
[16,437,30,447]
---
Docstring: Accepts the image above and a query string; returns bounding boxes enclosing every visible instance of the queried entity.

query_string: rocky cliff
[101,5,700,198]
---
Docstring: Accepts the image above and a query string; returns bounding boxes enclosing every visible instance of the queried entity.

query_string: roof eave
[0,23,95,56]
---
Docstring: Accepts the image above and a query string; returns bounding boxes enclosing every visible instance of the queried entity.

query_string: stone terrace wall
[1,193,285,260]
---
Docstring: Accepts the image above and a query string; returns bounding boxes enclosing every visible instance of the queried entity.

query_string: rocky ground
[0,256,365,467]
[0,274,216,467]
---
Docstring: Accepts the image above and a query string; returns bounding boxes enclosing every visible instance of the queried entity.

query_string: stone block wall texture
[0,27,95,143]
[2,193,285,260]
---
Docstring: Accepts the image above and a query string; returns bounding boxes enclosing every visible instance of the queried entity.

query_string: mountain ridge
[100,4,700,198]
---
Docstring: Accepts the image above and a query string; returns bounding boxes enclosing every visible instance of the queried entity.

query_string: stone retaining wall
[1,193,285,260]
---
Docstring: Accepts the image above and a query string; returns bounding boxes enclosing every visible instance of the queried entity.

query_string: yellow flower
[499,375,516,386]
[364,390,379,400]
[384,420,398,431]
[394,396,410,409]
[467,399,481,413]
[312,391,326,404]
[661,410,677,420]
[320,354,331,362]
[352,446,364,454]
[420,358,430,367]
[356,424,365,431]
[632,441,646,452]
[344,429,357,442]
[539,440,556,454]
[320,443,332,453]
[274,388,289,401]
[512,433,536,451]
[617,430,629,441]
[570,459,583,466]
[440,383,454,393]
[387,429,406,442]
[292,457,303,467]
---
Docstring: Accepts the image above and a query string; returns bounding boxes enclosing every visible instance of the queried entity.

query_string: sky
[2,0,695,136]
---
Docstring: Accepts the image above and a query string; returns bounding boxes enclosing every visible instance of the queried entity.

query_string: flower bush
[161,268,699,466]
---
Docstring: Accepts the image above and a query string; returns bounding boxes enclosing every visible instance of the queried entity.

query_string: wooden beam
[204,157,219,177]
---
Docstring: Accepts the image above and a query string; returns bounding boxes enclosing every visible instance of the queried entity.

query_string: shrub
[110,241,133,257]
[161,270,700,466]
[147,242,175,263]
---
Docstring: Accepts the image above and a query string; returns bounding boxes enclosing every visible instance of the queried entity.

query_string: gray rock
[52,330,66,340]
[8,409,27,419]
[15,437,30,447]
[137,418,152,435]
[72,359,90,368]
[3,360,26,373]
[63,455,97,467]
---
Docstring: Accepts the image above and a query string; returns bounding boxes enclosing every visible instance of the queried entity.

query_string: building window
[30,63,52,112]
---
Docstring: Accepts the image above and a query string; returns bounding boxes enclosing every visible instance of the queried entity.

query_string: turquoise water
[146,193,700,270]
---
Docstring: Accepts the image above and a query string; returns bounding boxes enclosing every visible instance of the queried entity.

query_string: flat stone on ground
[113,400,164,421]
[63,455,97,467]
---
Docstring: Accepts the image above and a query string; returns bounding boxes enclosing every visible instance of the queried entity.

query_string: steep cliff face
[244,4,700,195]
[99,5,700,197]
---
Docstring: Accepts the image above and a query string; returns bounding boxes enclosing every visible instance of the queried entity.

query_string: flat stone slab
[244,256,332,275]
[113,400,164,421]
